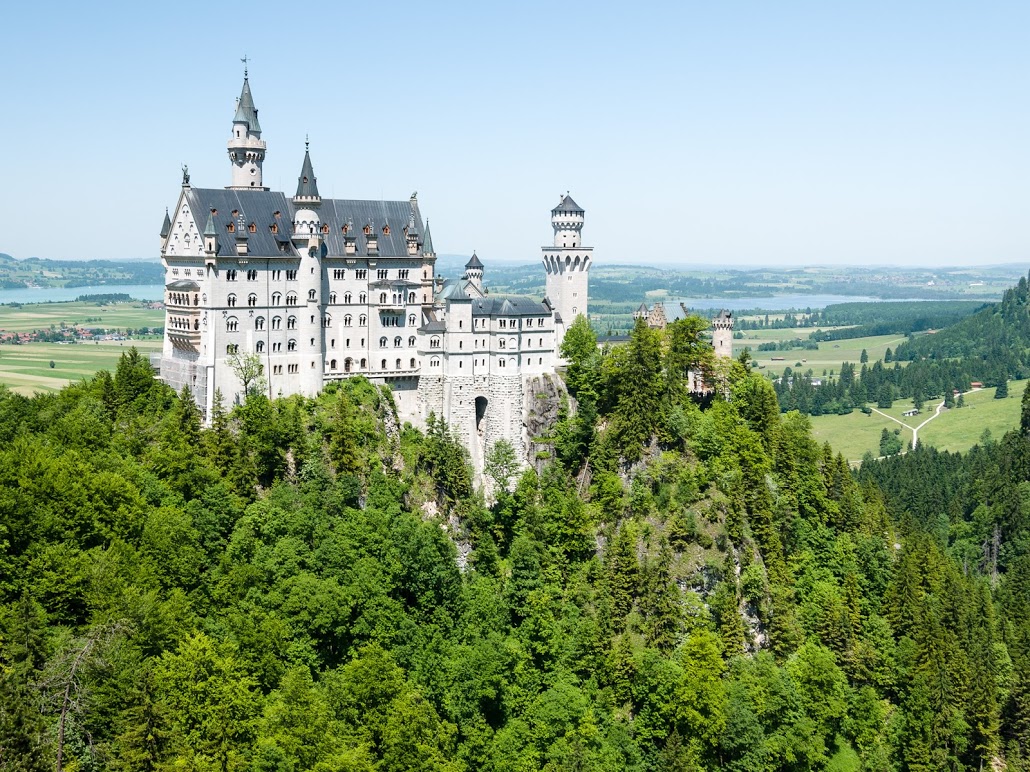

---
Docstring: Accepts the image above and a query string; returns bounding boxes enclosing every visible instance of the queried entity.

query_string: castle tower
[464,253,484,294]
[227,68,268,190]
[712,309,733,359]
[292,142,326,396]
[542,193,592,351]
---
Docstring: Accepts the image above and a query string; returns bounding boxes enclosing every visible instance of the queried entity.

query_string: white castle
[156,73,591,465]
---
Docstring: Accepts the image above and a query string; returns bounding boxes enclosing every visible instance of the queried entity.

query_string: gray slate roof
[552,193,583,214]
[233,77,261,133]
[166,279,200,291]
[183,188,426,258]
[471,296,550,318]
[465,253,484,269]
[160,209,171,238]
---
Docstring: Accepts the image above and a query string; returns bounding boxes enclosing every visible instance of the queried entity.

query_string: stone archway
[475,396,488,437]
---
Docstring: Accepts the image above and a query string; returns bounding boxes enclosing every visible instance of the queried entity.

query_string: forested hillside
[0,325,1027,770]
[775,272,1030,415]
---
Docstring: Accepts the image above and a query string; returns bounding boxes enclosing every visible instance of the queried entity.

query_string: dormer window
[382,224,390,235]
[363,224,371,236]
[321,224,329,234]
[248,222,256,233]
[227,221,235,233]
[271,223,278,234]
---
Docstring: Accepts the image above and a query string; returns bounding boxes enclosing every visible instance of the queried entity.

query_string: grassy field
[0,300,164,333]
[0,340,164,395]
[810,379,1027,461]
[918,381,1025,452]
[737,327,909,377]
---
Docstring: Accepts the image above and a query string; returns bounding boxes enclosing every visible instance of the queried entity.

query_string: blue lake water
[669,294,900,312]
[0,284,165,304]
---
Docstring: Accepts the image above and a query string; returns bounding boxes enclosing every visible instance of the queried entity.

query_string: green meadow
[810,380,1027,462]
[0,300,164,333]
[736,327,909,377]
[0,340,164,395]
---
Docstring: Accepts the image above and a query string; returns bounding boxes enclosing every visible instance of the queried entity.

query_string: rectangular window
[356,269,367,279]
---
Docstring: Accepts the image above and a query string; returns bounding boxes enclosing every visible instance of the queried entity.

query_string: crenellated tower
[542,193,592,351]
[292,142,326,396]
[712,309,734,359]
[227,68,267,190]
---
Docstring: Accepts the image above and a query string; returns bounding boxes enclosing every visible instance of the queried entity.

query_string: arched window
[288,339,297,351]
[394,336,402,347]
[344,292,352,304]
[344,315,352,327]
[255,316,265,330]
[227,294,237,307]
[226,316,239,332]
[226,343,239,354]
[329,292,337,304]
[248,294,257,307]
[499,339,506,349]
[308,289,316,301]
[430,337,440,349]
[396,359,402,369]
[323,315,331,328]
[256,340,265,352]
[499,358,506,368]
[272,292,282,305]
[431,357,440,367]
[286,292,297,306]
[381,359,387,369]
[379,292,387,303]
[330,359,337,369]
[379,336,388,347]
[408,336,416,347]
[359,315,367,326]
[272,316,281,330]
[408,314,416,325]
[410,358,416,368]
[407,292,416,303]
[359,292,367,304]
[360,358,367,368]
[344,358,352,372]
[287,316,297,330]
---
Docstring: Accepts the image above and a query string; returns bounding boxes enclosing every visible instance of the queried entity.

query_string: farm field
[737,327,909,376]
[0,300,164,333]
[810,379,1027,461]
[0,340,163,395]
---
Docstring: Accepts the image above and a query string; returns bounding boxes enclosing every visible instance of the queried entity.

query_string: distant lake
[0,284,165,304]
[669,294,901,312]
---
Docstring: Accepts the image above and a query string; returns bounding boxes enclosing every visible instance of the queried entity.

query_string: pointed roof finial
[160,208,172,238]
[204,209,217,238]
[241,55,249,78]
[305,134,309,152]
[295,143,320,200]
[422,219,434,255]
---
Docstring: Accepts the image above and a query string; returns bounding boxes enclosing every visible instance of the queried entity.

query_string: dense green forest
[1,313,1028,770]
[774,274,1030,415]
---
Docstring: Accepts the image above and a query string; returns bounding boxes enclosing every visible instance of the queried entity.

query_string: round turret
[551,193,585,248]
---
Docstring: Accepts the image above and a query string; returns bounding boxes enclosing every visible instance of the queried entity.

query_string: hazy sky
[1,1,1027,266]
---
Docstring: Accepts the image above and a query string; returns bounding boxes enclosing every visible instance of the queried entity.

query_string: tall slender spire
[422,219,434,256]
[160,208,171,238]
[294,142,320,200]
[233,76,261,134]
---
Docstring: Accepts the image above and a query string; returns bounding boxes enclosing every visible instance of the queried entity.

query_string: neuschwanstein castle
[156,72,591,462]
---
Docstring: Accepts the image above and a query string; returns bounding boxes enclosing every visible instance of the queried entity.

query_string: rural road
[867,386,983,457]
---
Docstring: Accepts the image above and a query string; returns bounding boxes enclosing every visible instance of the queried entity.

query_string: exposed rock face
[523,373,565,474]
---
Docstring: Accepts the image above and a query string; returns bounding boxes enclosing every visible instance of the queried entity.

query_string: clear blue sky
[1,1,1027,266]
